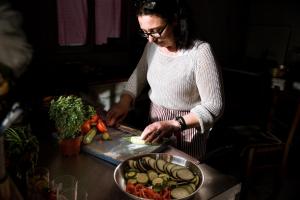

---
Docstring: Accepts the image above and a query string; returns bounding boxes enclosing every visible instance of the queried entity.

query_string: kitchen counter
[38,142,241,200]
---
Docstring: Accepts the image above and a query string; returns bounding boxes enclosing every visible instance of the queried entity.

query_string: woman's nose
[147,36,156,43]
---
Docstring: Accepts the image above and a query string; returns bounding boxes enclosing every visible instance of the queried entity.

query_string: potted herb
[4,125,39,194]
[49,95,96,156]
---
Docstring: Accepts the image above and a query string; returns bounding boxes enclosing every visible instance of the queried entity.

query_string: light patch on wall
[89,81,127,111]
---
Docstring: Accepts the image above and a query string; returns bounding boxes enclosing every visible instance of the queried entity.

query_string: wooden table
[38,142,241,200]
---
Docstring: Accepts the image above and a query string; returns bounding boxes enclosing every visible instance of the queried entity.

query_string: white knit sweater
[124,41,224,132]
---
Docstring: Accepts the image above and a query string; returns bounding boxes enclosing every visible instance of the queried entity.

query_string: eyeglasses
[139,23,168,39]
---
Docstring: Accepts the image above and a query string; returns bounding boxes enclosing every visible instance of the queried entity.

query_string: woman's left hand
[141,120,180,144]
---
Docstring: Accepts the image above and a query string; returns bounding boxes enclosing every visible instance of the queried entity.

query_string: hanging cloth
[94,0,122,45]
[57,0,88,46]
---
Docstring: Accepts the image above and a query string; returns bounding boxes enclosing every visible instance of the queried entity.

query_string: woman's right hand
[106,94,133,127]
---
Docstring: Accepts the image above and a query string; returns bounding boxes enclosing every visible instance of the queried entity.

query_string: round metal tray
[114,153,204,200]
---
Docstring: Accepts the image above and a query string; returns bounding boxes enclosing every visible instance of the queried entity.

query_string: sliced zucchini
[152,177,165,193]
[158,173,170,182]
[171,187,191,199]
[166,163,176,175]
[171,165,185,179]
[167,180,177,189]
[142,156,152,168]
[163,162,171,173]
[127,168,139,173]
[127,171,137,179]
[136,173,149,184]
[127,178,137,184]
[181,184,194,194]
[142,158,151,170]
[133,160,138,169]
[128,160,136,169]
[188,183,196,192]
[148,158,157,170]
[137,158,148,172]
[152,177,164,187]
[177,181,190,186]
[191,175,200,187]
[176,168,195,181]
[147,170,158,181]
[156,159,167,173]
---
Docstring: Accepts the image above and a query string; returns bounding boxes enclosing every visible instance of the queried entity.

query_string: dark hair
[134,0,196,50]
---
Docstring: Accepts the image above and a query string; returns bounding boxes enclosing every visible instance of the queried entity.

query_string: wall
[9,0,300,94]
[246,1,300,75]
[187,0,247,65]
[187,0,300,68]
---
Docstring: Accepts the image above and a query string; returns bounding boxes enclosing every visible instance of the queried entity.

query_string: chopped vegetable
[125,182,171,200]
[126,171,137,179]
[102,132,111,140]
[136,173,149,184]
[90,114,100,123]
[81,120,91,135]
[171,187,190,199]
[127,179,137,184]
[124,156,201,199]
[96,119,107,133]
[156,159,167,173]
[176,168,195,181]
[83,128,97,144]
[129,136,147,145]
[147,170,158,181]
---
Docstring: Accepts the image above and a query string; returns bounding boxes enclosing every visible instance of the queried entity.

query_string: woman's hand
[106,94,133,127]
[106,102,129,127]
[141,120,181,144]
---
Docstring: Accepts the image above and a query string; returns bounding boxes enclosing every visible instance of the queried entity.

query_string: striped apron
[149,103,209,162]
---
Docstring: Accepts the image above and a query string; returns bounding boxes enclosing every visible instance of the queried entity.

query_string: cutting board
[81,125,167,165]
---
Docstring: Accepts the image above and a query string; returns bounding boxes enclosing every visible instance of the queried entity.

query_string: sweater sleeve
[190,43,224,133]
[123,43,150,100]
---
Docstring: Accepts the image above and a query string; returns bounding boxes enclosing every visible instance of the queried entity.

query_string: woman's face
[138,15,176,49]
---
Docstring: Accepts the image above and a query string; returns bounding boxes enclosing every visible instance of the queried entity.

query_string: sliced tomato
[81,120,91,135]
[96,119,107,133]
[126,182,136,194]
[162,188,171,200]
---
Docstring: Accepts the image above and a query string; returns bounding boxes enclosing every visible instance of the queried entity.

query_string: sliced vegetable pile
[81,114,111,144]
[123,136,170,146]
[124,156,201,199]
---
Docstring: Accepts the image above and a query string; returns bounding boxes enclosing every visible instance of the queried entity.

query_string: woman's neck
[159,45,177,55]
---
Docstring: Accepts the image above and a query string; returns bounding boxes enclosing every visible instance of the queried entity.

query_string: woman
[107,0,224,161]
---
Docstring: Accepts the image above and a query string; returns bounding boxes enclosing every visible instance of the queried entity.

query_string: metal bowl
[114,153,204,200]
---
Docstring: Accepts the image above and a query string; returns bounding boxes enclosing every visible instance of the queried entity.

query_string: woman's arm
[191,42,224,133]
[106,93,134,126]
